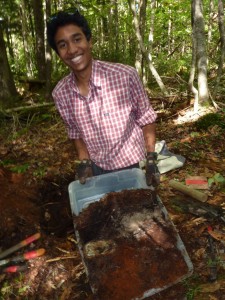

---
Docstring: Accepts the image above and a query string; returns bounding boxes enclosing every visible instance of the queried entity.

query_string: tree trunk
[193,0,209,106]
[19,0,34,77]
[133,0,147,78]
[207,0,214,44]
[109,0,119,61]
[213,0,225,98]
[128,0,168,96]
[189,0,199,112]
[145,0,156,86]
[148,0,155,55]
[167,8,172,55]
[32,0,46,80]
[0,24,18,108]
[138,0,147,79]
[45,0,52,99]
[95,0,108,60]
[5,17,14,61]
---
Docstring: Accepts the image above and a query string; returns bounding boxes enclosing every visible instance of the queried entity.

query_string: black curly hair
[47,9,92,54]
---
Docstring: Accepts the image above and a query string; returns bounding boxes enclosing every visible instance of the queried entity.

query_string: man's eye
[73,37,81,43]
[58,43,66,49]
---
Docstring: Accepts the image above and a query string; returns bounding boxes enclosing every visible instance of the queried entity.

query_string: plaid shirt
[52,60,157,170]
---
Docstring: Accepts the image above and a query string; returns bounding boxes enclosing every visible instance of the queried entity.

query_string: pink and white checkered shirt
[52,60,157,170]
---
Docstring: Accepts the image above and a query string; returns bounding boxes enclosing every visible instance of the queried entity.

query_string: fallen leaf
[195,247,205,259]
[180,136,192,143]
[0,146,8,156]
[208,228,225,243]
[199,281,221,293]
[209,295,219,300]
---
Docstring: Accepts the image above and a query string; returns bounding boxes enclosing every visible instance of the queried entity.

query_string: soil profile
[74,189,191,300]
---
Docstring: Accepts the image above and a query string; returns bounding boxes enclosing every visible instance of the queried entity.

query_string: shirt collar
[69,72,79,93]
[68,59,102,90]
[90,60,102,88]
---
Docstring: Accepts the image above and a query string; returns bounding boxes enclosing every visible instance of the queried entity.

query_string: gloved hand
[76,159,93,184]
[145,152,160,187]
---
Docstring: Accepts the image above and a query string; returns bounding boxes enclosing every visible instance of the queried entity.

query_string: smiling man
[47,9,160,187]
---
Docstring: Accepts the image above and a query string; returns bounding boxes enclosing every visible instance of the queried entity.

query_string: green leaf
[214,173,225,184]
[208,178,215,187]
[10,163,30,174]
[18,286,29,294]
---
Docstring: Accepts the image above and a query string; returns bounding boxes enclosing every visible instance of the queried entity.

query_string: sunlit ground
[174,106,217,125]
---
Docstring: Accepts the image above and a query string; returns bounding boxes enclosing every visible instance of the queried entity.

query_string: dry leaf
[195,247,205,259]
[209,295,219,300]
[208,229,225,243]
[199,281,221,293]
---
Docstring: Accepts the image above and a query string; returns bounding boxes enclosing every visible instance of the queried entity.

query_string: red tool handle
[23,248,45,260]
[0,233,41,259]
[3,265,28,273]
[0,248,45,266]
[21,233,41,246]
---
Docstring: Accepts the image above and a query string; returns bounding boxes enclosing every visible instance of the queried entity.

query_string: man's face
[54,24,92,74]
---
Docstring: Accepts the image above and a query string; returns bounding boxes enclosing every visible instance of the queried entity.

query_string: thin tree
[32,0,46,80]
[207,0,214,44]
[0,21,18,108]
[45,0,52,98]
[109,0,119,61]
[19,0,34,77]
[128,0,168,96]
[213,0,225,98]
[130,0,145,77]
[148,0,155,57]
[188,0,199,112]
[192,0,210,108]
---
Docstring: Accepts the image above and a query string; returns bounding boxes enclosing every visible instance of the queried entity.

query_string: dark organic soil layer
[74,189,191,300]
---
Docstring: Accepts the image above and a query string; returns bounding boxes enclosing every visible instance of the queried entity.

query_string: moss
[195,113,225,130]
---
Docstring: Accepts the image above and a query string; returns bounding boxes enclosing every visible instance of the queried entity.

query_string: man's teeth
[72,56,82,63]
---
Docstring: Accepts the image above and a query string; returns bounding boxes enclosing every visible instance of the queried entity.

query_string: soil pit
[74,189,191,300]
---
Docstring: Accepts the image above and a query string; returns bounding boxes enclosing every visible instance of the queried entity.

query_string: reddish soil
[75,190,191,300]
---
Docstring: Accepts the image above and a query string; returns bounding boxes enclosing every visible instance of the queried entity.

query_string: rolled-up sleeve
[52,85,81,139]
[129,69,157,127]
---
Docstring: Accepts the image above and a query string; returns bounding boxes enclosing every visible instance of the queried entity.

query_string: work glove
[76,159,93,184]
[145,152,160,187]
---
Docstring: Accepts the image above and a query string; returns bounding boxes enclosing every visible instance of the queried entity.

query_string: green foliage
[40,113,51,120]
[0,159,15,166]
[10,163,30,173]
[208,173,225,189]
[51,54,69,84]
[183,274,201,300]
[33,166,47,178]
[1,0,224,98]
[11,127,29,140]
[190,132,200,138]
[0,274,30,299]
[195,113,225,130]
[0,281,12,298]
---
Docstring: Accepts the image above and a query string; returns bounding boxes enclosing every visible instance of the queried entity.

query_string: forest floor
[0,98,225,300]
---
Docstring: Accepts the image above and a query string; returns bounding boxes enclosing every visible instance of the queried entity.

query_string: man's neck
[74,64,92,97]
